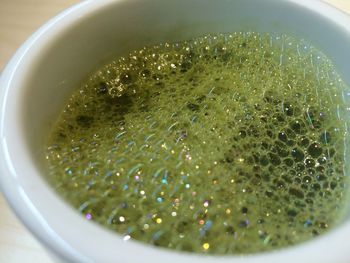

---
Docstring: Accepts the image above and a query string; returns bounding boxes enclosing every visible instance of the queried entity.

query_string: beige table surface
[1,0,350,262]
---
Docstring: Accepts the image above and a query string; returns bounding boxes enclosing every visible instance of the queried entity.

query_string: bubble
[287,209,298,217]
[187,102,200,111]
[318,222,328,229]
[284,103,294,116]
[304,159,315,168]
[299,137,310,147]
[304,219,312,227]
[312,183,321,191]
[316,174,326,181]
[330,181,337,189]
[278,132,288,142]
[318,156,327,165]
[238,220,249,228]
[76,115,94,128]
[289,187,304,199]
[225,226,235,235]
[302,176,312,183]
[291,148,305,162]
[119,72,133,85]
[140,69,151,79]
[283,158,294,166]
[275,180,285,189]
[269,153,281,165]
[260,156,269,166]
[96,82,108,95]
[308,143,323,158]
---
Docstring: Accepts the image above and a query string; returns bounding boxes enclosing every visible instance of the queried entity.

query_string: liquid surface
[46,33,350,254]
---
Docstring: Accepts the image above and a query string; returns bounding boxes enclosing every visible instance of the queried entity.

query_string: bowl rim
[1,0,350,262]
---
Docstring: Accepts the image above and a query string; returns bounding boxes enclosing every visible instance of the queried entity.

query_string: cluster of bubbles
[46,32,350,254]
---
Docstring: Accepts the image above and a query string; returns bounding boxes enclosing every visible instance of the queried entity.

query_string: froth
[46,32,349,254]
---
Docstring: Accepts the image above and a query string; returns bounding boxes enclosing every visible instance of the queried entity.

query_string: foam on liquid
[46,33,350,254]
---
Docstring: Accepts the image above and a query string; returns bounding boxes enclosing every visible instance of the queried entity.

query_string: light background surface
[0,0,349,262]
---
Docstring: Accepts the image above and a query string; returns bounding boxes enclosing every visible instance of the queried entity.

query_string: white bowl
[1,0,350,262]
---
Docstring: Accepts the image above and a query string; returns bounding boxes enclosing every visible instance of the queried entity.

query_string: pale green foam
[46,32,350,254]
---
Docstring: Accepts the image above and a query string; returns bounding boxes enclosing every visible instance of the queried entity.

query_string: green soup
[46,32,350,254]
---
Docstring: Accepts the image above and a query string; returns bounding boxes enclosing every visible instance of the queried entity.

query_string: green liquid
[46,32,350,254]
